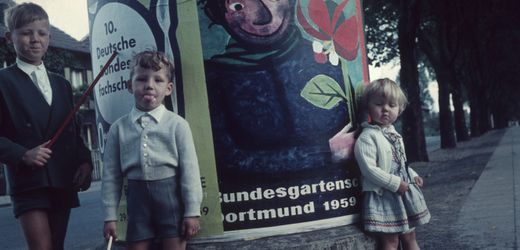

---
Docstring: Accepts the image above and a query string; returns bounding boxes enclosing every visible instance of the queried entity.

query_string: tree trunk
[435,69,457,148]
[418,35,457,148]
[463,49,484,137]
[451,73,470,141]
[473,0,494,134]
[479,100,492,132]
[492,106,508,129]
[398,0,428,162]
[468,88,482,137]
[418,0,458,149]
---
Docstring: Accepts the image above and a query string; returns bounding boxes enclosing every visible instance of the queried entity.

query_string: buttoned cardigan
[101,105,202,221]
[354,122,418,195]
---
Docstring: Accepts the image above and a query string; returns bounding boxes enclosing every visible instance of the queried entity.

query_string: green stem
[340,58,356,127]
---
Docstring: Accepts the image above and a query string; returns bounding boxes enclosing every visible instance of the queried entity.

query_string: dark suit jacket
[0,64,92,194]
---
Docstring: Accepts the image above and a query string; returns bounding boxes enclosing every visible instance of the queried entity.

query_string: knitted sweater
[101,105,202,221]
[354,122,418,195]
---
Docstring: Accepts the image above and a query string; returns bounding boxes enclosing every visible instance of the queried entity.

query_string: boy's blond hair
[361,78,408,113]
[4,3,48,32]
[129,50,174,82]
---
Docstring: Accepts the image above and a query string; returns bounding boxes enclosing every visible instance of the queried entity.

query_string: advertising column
[198,0,368,238]
[89,0,368,241]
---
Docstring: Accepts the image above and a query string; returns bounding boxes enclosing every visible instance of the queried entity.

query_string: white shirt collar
[130,104,167,124]
[16,58,47,76]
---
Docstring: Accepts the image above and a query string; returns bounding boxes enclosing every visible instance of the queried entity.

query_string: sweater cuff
[104,206,118,222]
[386,175,402,192]
[183,203,201,217]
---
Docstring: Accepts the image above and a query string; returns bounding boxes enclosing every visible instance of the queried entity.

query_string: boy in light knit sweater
[101,51,202,249]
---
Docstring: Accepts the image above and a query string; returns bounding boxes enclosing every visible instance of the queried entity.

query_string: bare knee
[163,237,186,250]
[128,239,151,250]
[400,231,420,250]
[379,233,399,250]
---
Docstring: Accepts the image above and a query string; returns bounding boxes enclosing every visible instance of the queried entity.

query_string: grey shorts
[126,177,183,242]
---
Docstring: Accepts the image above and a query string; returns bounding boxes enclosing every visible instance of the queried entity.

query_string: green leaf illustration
[300,74,347,110]
[138,0,151,9]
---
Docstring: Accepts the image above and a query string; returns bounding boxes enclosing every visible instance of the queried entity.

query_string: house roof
[0,24,90,54]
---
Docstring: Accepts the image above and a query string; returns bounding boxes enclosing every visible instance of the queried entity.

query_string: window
[71,70,84,89]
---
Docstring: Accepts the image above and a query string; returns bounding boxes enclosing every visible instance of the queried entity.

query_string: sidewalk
[454,126,520,249]
[0,192,9,207]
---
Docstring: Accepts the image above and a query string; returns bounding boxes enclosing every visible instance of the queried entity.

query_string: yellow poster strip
[176,0,224,236]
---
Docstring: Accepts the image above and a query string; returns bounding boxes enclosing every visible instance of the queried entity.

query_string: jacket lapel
[10,66,52,139]
[44,73,72,139]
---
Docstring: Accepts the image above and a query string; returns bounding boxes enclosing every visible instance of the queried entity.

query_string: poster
[199,0,368,236]
[88,0,368,240]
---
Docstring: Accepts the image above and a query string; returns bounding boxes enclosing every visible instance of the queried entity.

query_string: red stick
[46,52,118,149]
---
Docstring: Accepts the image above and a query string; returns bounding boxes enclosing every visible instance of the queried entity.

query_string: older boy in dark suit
[0,3,92,250]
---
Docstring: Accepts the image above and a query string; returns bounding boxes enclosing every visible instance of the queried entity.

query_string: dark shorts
[10,187,79,218]
[126,177,183,242]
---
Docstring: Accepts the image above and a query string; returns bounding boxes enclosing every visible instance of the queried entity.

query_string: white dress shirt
[16,58,52,105]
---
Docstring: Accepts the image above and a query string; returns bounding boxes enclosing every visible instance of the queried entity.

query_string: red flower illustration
[297,0,359,65]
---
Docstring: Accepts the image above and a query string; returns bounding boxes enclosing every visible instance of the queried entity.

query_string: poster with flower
[89,0,369,240]
[198,0,369,237]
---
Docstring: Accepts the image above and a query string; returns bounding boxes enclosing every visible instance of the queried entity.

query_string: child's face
[367,93,400,127]
[7,19,50,66]
[128,65,173,112]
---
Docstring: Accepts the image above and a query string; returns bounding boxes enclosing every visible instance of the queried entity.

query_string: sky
[14,0,89,40]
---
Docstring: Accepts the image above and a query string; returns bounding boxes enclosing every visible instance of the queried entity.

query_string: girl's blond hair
[361,78,408,113]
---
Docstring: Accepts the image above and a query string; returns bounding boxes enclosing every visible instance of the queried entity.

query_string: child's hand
[414,176,424,187]
[103,221,118,241]
[329,123,359,163]
[397,180,409,195]
[22,141,52,167]
[182,217,201,240]
[73,163,93,191]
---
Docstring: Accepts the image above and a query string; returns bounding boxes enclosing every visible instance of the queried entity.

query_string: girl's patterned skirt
[362,129,431,233]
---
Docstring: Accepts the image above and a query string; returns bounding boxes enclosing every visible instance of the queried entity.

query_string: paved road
[0,182,103,250]
[425,136,440,153]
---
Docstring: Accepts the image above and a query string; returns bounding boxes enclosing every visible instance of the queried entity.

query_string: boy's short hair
[361,78,408,113]
[4,3,48,32]
[129,50,174,82]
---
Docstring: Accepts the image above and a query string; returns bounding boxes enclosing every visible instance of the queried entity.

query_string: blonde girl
[354,78,430,250]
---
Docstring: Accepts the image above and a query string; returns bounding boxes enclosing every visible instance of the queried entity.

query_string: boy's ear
[166,82,173,96]
[5,32,12,44]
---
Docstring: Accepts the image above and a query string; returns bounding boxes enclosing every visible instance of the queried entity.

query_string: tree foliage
[363,0,400,67]
[363,0,520,153]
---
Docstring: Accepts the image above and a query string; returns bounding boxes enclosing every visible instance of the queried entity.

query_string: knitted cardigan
[354,122,418,195]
